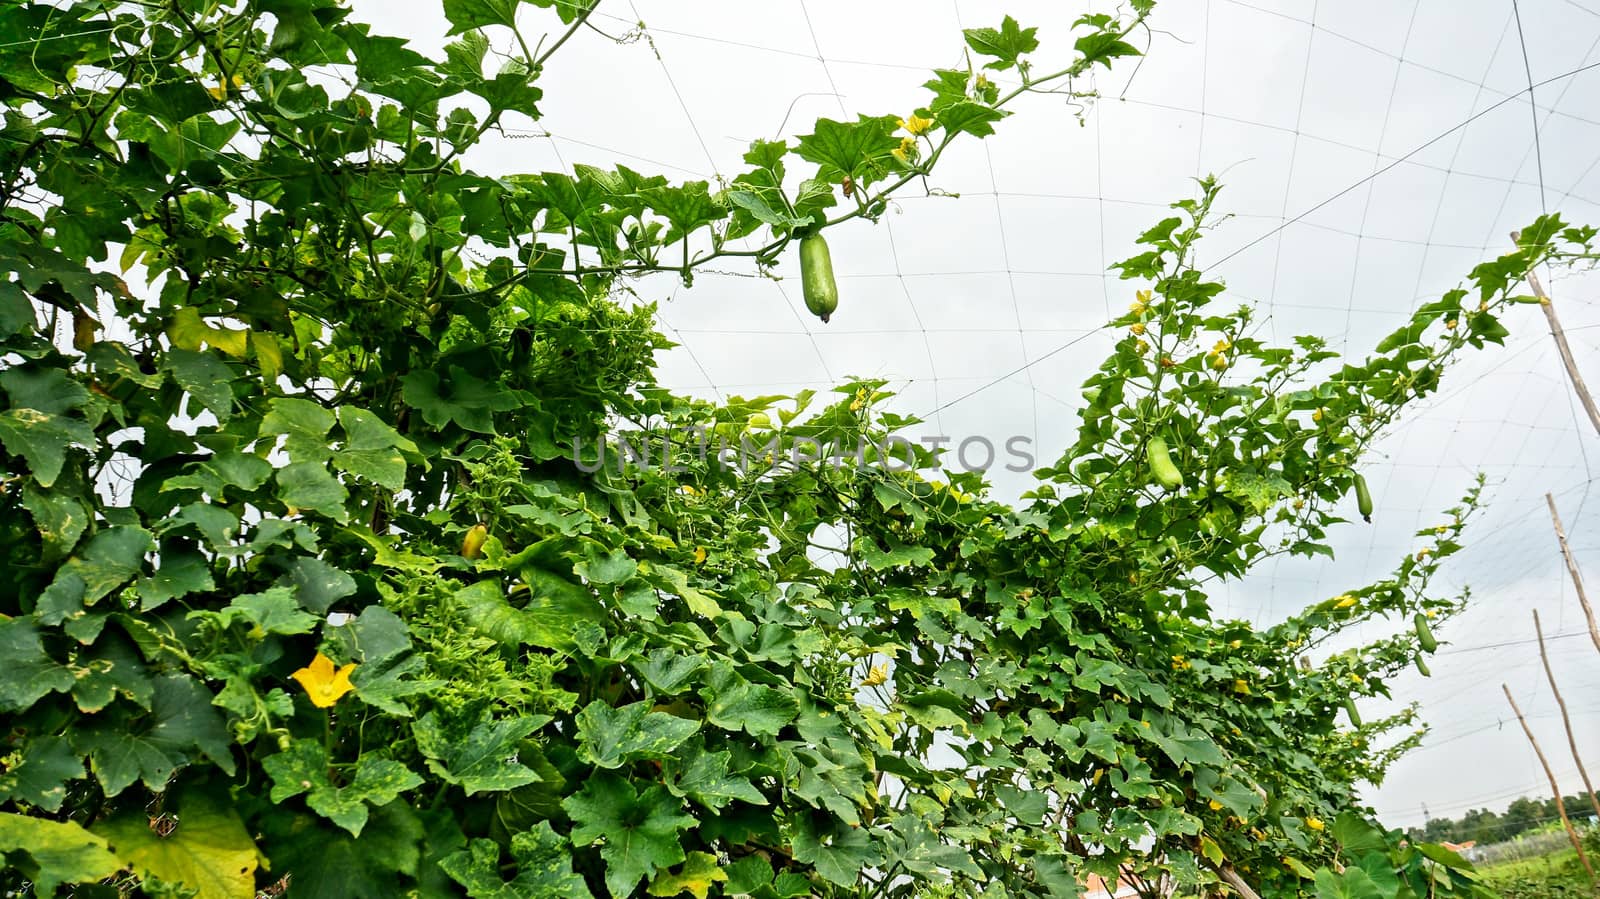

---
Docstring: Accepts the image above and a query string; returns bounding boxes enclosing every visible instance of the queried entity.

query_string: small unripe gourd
[1354,473,1373,523]
[799,232,839,323]
[1146,436,1184,490]
[1414,613,1438,653]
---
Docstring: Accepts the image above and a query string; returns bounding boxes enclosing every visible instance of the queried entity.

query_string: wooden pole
[1511,230,1600,438]
[1502,683,1598,885]
[1546,492,1600,656]
[1535,610,1600,823]
[1216,863,1263,899]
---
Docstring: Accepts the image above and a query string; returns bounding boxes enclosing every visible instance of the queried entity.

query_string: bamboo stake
[1512,230,1600,438]
[1535,610,1600,822]
[1502,683,1597,885]
[1546,492,1600,656]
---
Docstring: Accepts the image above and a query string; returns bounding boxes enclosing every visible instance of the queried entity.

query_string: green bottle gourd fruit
[1354,473,1373,523]
[799,232,839,323]
[1415,656,1431,677]
[1414,613,1438,653]
[1344,698,1363,728]
[1146,437,1184,490]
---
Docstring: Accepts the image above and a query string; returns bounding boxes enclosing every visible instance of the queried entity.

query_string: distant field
[1480,847,1592,897]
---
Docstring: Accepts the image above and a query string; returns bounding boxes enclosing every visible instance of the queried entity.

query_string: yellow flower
[1333,595,1357,609]
[1211,354,1228,370]
[1129,300,1148,315]
[1135,339,1150,355]
[1305,816,1325,832]
[899,113,933,136]
[693,545,708,565]
[1233,679,1251,695]
[861,663,889,687]
[291,652,358,709]
[1311,408,1324,422]
[1209,799,1224,811]
[1130,322,1146,336]
[680,484,700,496]
[1213,338,1231,354]
[1136,289,1153,305]
[891,136,919,165]
[974,73,991,90]
[1445,318,1458,330]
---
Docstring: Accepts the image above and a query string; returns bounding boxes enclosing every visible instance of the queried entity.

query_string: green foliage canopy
[0,1,1594,897]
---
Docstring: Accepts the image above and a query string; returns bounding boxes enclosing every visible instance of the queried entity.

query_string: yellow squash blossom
[1333,594,1357,609]
[1130,322,1146,336]
[861,663,889,687]
[292,652,358,708]
[693,545,708,565]
[1305,816,1325,832]
[899,113,933,136]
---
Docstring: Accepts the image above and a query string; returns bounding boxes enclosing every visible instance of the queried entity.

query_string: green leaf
[0,616,73,712]
[1313,867,1385,899]
[165,347,236,421]
[73,674,235,796]
[576,700,700,769]
[71,634,153,713]
[260,396,336,462]
[94,789,259,899]
[0,736,85,812]
[648,852,727,899]
[441,822,595,898]
[455,577,604,651]
[1224,468,1293,514]
[663,738,767,811]
[935,100,1007,138]
[414,711,548,795]
[443,0,521,34]
[276,460,350,522]
[575,541,637,585]
[0,811,125,895]
[793,115,901,185]
[964,15,1039,69]
[276,556,358,613]
[702,664,798,737]
[20,481,89,560]
[264,741,423,836]
[725,189,808,230]
[564,773,695,898]
[401,367,520,434]
[254,801,427,899]
[635,649,707,695]
[207,586,318,635]
[137,550,214,610]
[0,405,96,487]
[0,365,88,414]
[335,405,417,490]
[788,815,881,887]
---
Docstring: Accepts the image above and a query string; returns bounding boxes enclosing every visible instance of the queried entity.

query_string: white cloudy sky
[352,0,1600,833]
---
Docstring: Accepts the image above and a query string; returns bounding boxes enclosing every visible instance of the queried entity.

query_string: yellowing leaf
[648,851,727,899]
[291,652,357,708]
[1199,834,1224,865]
[251,332,283,381]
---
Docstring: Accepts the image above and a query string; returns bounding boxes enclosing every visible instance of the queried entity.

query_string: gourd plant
[0,0,1594,896]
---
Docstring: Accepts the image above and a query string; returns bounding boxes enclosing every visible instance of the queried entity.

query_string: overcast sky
[352,0,1600,833]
